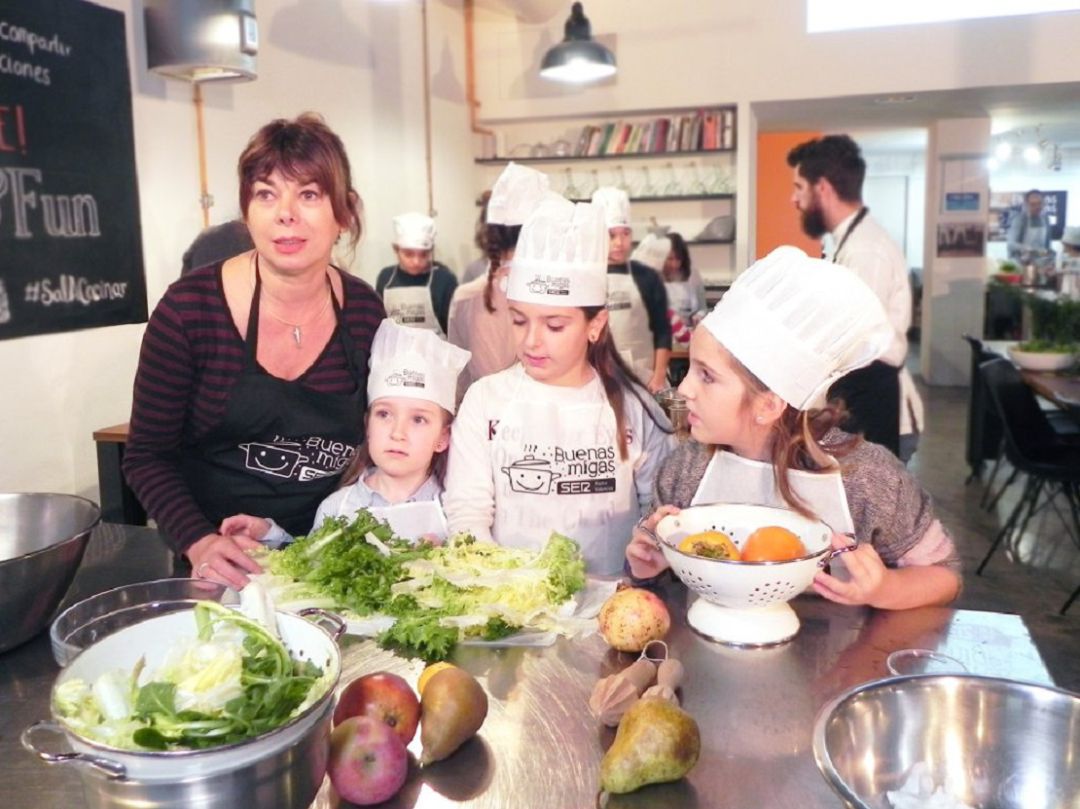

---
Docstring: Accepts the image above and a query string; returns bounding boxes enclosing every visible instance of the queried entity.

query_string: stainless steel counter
[2,524,1057,809]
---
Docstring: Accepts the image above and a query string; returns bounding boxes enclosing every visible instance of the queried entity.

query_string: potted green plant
[1009,293,1080,371]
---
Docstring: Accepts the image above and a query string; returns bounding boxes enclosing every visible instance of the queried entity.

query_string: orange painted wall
[755,131,823,261]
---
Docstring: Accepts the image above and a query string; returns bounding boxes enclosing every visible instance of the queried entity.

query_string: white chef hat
[1062,225,1080,248]
[590,186,631,230]
[392,212,437,250]
[701,246,893,411]
[506,195,608,307]
[367,319,471,414]
[631,233,672,272]
[487,162,552,226]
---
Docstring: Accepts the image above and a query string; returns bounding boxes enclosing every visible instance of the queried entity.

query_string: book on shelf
[721,109,735,149]
[597,122,617,155]
[574,125,595,157]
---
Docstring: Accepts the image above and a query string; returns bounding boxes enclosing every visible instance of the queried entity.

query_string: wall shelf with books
[475,148,733,165]
[474,105,739,284]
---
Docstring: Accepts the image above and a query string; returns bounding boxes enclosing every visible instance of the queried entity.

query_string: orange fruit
[417,662,457,696]
[740,526,806,562]
[678,530,739,560]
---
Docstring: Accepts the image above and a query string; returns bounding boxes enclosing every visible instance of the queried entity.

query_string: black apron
[180,269,365,538]
[827,207,902,457]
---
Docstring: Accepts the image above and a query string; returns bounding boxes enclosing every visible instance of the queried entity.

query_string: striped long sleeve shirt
[122,264,385,552]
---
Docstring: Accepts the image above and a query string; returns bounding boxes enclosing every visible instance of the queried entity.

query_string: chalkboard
[0,0,146,341]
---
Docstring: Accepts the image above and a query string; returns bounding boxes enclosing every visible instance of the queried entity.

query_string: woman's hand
[626,505,680,580]
[813,533,887,606]
[220,514,271,542]
[186,532,264,590]
[646,373,667,394]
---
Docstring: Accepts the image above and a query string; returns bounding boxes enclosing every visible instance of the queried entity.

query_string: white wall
[1,0,472,499]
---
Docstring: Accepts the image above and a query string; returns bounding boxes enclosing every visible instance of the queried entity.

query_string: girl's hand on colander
[626,505,679,580]
[812,533,887,606]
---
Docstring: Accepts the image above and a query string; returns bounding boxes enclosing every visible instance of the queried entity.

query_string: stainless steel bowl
[813,674,1080,809]
[0,493,101,653]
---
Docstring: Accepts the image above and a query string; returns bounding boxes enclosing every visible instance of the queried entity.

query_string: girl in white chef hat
[626,247,961,609]
[443,195,676,575]
[448,163,554,401]
[222,318,471,546]
[376,212,458,338]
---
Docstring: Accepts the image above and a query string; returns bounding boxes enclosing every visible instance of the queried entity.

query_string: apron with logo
[335,484,449,541]
[491,374,639,574]
[181,271,364,538]
[664,281,695,326]
[607,267,654,383]
[690,450,854,535]
[383,267,445,338]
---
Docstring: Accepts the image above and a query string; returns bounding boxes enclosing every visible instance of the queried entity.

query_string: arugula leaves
[124,602,324,751]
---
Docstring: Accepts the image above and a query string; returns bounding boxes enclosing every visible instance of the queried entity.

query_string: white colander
[648,503,848,645]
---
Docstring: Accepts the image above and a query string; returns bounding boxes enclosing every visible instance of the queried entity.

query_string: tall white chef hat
[590,186,631,230]
[367,319,471,414]
[506,195,608,307]
[392,212,437,250]
[631,233,672,272]
[487,162,552,226]
[701,246,893,411]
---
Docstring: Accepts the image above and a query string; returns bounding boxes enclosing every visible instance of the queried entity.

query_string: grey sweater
[654,430,960,572]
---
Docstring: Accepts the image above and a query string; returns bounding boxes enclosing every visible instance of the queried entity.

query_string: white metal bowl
[1007,345,1076,372]
[650,503,838,645]
[654,503,833,609]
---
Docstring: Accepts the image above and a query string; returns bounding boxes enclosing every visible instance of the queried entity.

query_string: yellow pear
[599,697,700,794]
[419,667,488,765]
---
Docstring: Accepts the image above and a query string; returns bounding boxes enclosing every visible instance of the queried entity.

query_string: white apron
[607,269,654,384]
[383,267,445,338]
[690,450,854,535]
[335,486,449,541]
[664,281,695,326]
[491,375,640,574]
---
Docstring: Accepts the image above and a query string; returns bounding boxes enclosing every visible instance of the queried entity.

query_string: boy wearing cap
[221,319,471,546]
[376,212,458,338]
[591,187,673,393]
[448,164,554,400]
[444,195,674,575]
[627,247,961,610]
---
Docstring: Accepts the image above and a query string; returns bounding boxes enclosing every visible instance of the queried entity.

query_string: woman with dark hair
[447,164,549,401]
[123,113,385,588]
[626,247,961,610]
[444,194,674,575]
[661,232,706,326]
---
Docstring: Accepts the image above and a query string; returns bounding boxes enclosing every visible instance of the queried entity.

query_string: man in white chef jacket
[787,134,921,460]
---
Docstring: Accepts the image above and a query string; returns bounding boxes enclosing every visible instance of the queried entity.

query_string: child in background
[632,233,691,348]
[222,318,471,547]
[376,213,458,338]
[626,247,961,609]
[444,195,675,575]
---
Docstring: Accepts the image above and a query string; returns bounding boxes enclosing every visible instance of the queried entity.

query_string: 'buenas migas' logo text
[526,275,571,296]
[386,369,425,388]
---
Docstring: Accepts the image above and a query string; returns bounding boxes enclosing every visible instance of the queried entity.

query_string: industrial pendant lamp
[539,3,616,84]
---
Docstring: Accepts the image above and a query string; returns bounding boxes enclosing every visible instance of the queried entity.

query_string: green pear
[599,696,701,794]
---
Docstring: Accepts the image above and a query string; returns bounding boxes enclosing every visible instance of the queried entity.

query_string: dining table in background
[3,523,1066,809]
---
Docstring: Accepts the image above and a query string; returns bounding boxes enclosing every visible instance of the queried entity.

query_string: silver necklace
[252,255,333,348]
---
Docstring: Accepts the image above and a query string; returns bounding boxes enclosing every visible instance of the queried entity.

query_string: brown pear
[599,696,700,794]
[419,666,489,765]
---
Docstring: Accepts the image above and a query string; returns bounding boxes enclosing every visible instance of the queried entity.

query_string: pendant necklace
[252,254,333,348]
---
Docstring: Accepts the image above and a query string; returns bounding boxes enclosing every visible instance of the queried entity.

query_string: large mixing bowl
[813,674,1080,809]
[0,492,101,653]
[24,605,344,809]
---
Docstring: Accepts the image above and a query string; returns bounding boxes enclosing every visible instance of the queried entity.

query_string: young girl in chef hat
[376,212,458,338]
[626,246,961,609]
[222,318,471,545]
[448,163,554,400]
[443,195,675,575]
[632,234,691,348]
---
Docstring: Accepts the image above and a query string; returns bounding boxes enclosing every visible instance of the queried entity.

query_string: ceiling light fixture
[1023,144,1042,164]
[994,142,1012,161]
[539,2,616,84]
